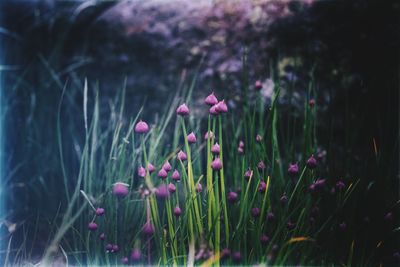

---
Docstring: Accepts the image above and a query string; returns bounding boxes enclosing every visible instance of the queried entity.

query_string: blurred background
[0,0,399,264]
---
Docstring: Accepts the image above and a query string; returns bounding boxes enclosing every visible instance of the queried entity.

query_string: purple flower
[162,161,172,172]
[138,166,146,178]
[95,208,105,216]
[244,169,253,180]
[211,157,223,170]
[257,160,266,171]
[256,134,262,143]
[176,103,190,116]
[143,222,155,235]
[105,243,113,252]
[215,100,228,113]
[232,251,242,263]
[131,248,141,261]
[221,248,231,259]
[112,182,129,197]
[237,146,244,154]
[168,183,176,193]
[258,181,267,192]
[187,132,197,144]
[121,257,129,265]
[260,234,269,244]
[315,179,326,188]
[211,143,220,154]
[288,163,299,176]
[204,131,214,140]
[309,99,315,107]
[112,244,119,253]
[205,92,218,106]
[238,140,245,148]
[88,222,98,231]
[157,168,168,179]
[155,184,170,199]
[177,150,187,161]
[172,169,180,181]
[147,163,156,173]
[99,233,105,240]
[227,191,238,203]
[336,180,346,190]
[306,155,317,169]
[251,207,261,218]
[196,183,203,193]
[267,212,275,221]
[255,80,263,90]
[173,206,182,217]
[209,105,219,116]
[280,194,288,205]
[134,120,149,134]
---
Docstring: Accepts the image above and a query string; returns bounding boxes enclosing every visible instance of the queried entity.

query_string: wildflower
[237,146,244,154]
[267,212,275,221]
[215,100,228,113]
[336,180,346,190]
[258,181,267,192]
[88,222,98,231]
[187,132,197,143]
[211,157,223,170]
[147,163,155,173]
[143,222,155,235]
[196,183,203,193]
[232,251,242,263]
[255,80,263,90]
[306,155,317,169]
[315,179,326,188]
[221,248,231,259]
[251,207,261,218]
[173,206,182,217]
[112,182,129,198]
[256,134,262,143]
[138,166,146,178]
[309,99,315,107]
[131,248,141,261]
[209,105,219,115]
[155,184,170,199]
[121,257,129,265]
[172,169,180,181]
[162,160,172,172]
[280,194,288,205]
[157,168,168,179]
[168,183,176,193]
[211,143,220,154]
[176,103,190,116]
[257,160,266,171]
[134,120,149,133]
[227,191,238,203]
[105,244,113,252]
[288,163,299,176]
[244,169,253,180]
[238,140,245,148]
[205,92,218,106]
[95,208,105,216]
[99,233,105,240]
[177,150,187,161]
[112,244,119,253]
[260,234,269,244]
[204,131,214,140]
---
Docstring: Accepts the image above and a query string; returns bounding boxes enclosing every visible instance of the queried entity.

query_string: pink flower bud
[112,182,129,197]
[147,163,155,173]
[196,183,203,193]
[121,257,129,265]
[96,207,105,216]
[99,233,105,240]
[173,206,182,217]
[168,183,176,193]
[88,222,98,231]
[176,103,190,116]
[211,157,223,170]
[255,80,263,90]
[143,222,155,235]
[131,248,141,261]
[288,163,299,176]
[138,166,146,178]
[256,134,262,143]
[157,168,168,179]
[227,191,238,203]
[209,104,220,115]
[211,143,220,154]
[257,160,266,171]
[205,92,218,106]
[215,100,228,113]
[155,184,170,199]
[177,150,187,161]
[162,160,172,172]
[187,132,197,143]
[204,131,214,140]
[134,120,149,133]
[306,155,317,169]
[244,169,253,180]
[171,169,181,181]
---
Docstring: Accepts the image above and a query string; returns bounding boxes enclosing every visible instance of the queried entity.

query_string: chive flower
[309,99,315,107]
[237,146,244,154]
[173,206,182,217]
[134,120,149,133]
[155,184,170,199]
[131,248,141,261]
[257,160,266,171]
[232,251,242,263]
[187,132,197,143]
[196,183,203,193]
[244,169,253,180]
[204,130,214,140]
[260,234,269,244]
[112,182,129,197]
[95,207,105,216]
[288,163,299,176]
[172,169,180,181]
[255,80,263,90]
[88,222,98,231]
[99,233,105,240]
[215,100,228,113]
[211,157,223,170]
[121,257,129,265]
[209,105,219,115]
[306,155,317,169]
[336,180,346,190]
[256,134,262,143]
[147,163,156,173]
[157,168,168,179]
[205,92,218,106]
[227,191,238,203]
[176,103,190,116]
[258,181,267,192]
[168,183,176,193]
[221,248,231,259]
[112,244,119,253]
[105,244,113,252]
[211,143,220,154]
[251,207,261,218]
[267,212,275,221]
[177,150,187,161]
[162,160,172,172]
[143,222,155,235]
[138,166,146,178]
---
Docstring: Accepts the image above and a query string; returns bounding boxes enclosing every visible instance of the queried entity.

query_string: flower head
[121,257,129,265]
[232,251,242,263]
[309,99,315,107]
[258,181,267,192]
[267,211,275,221]
[112,244,119,253]
[157,168,168,179]
[143,222,155,235]
[215,100,228,113]
[134,120,149,134]
[306,155,317,169]
[88,222,98,231]
[162,160,172,172]
[99,233,105,240]
[211,157,223,170]
[227,191,238,203]
[131,248,141,261]
[205,92,218,106]
[187,132,197,144]
[204,130,214,140]
[288,163,299,176]
[105,244,113,252]
[155,184,170,199]
[112,182,129,197]
[177,150,187,161]
[171,169,180,181]
[138,166,146,178]
[257,160,266,171]
[196,183,203,193]
[173,206,182,217]
[96,208,105,216]
[244,169,253,180]
[260,234,269,244]
[168,183,176,193]
[251,207,261,218]
[336,180,346,190]
[256,134,262,143]
[176,103,190,116]
[147,163,156,173]
[209,105,219,116]
[211,143,220,154]
[255,80,263,90]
